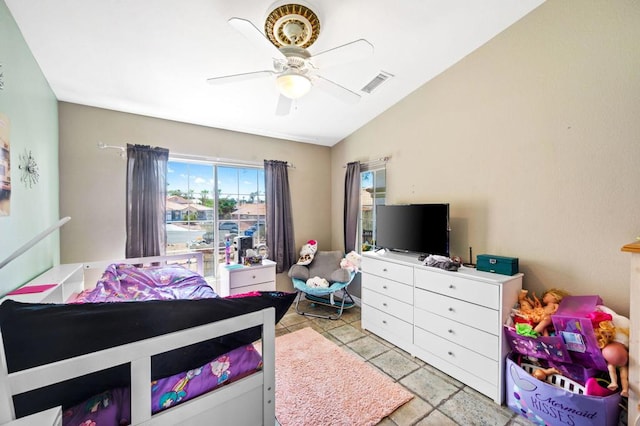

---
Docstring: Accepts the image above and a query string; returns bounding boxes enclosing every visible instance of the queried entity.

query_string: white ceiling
[5,0,544,146]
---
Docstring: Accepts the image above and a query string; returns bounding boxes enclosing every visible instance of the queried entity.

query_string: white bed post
[0,332,16,423]
[130,356,152,424]
[261,307,276,425]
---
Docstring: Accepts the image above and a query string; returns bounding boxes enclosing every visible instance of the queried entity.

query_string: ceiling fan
[206,3,374,116]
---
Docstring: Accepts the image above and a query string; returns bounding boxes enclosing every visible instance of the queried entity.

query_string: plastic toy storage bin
[503,295,609,373]
[506,354,621,426]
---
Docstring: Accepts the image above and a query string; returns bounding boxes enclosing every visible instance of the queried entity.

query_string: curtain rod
[97,141,126,159]
[344,156,390,168]
[171,153,295,169]
[96,144,294,168]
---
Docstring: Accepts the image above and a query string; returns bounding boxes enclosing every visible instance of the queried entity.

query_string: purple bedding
[62,344,263,426]
[72,263,218,303]
[59,263,259,425]
[0,263,296,423]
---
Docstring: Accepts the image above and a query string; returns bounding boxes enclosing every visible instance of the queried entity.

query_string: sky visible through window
[167,161,264,199]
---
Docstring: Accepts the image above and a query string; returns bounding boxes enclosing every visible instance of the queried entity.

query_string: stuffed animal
[297,240,318,265]
[340,251,362,272]
[306,276,329,288]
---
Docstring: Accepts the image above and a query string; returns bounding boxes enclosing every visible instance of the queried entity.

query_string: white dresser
[218,260,276,297]
[361,251,522,404]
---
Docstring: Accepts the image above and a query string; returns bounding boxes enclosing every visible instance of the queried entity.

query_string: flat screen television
[375,204,450,256]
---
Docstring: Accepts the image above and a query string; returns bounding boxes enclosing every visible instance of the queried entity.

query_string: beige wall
[59,102,332,291]
[331,0,640,316]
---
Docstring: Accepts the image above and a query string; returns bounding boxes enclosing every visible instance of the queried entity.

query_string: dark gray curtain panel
[344,161,361,253]
[264,160,296,273]
[126,144,169,258]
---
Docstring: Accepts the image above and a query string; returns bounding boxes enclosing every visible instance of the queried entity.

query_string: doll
[601,341,629,396]
[531,366,561,381]
[594,305,630,396]
[532,288,569,336]
[516,288,569,336]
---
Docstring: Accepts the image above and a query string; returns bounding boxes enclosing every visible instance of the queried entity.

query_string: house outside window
[165,160,265,281]
[360,168,386,252]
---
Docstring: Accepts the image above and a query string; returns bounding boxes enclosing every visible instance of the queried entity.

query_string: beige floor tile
[346,335,391,360]
[438,387,513,426]
[370,349,421,380]
[399,368,460,407]
[327,323,366,343]
[388,397,433,425]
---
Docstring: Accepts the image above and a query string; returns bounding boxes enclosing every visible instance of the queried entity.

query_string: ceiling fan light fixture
[276,71,312,99]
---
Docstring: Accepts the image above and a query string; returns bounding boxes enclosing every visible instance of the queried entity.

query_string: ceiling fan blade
[206,70,274,85]
[309,39,374,69]
[313,75,361,104]
[228,17,286,60]
[275,94,292,116]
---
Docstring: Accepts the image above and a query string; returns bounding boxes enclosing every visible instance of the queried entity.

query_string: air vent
[361,71,394,94]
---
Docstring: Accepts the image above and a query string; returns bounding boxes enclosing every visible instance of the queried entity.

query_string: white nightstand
[218,260,276,297]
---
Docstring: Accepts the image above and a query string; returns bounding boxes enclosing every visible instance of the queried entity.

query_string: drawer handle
[448,307,454,312]
[252,275,256,279]
[382,268,388,272]
[382,302,388,307]
[382,320,387,324]
[448,329,454,334]
[447,351,454,357]
[382,285,388,290]
[449,284,455,289]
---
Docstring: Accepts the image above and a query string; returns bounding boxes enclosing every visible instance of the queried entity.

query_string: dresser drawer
[415,289,499,335]
[414,327,498,386]
[414,309,498,359]
[230,281,275,295]
[414,268,499,309]
[362,273,413,304]
[362,287,413,323]
[361,256,413,285]
[227,267,274,288]
[362,304,413,345]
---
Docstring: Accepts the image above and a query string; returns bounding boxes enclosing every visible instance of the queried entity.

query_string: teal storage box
[476,254,518,275]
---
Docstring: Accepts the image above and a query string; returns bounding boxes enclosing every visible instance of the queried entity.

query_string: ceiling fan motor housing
[265,3,321,48]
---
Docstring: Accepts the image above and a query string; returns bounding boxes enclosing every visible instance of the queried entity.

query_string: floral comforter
[62,344,263,426]
[72,263,218,303]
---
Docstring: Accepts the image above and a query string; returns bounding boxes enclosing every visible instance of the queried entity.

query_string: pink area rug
[275,327,413,426]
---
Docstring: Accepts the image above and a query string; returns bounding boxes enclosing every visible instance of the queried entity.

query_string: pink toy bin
[506,354,621,426]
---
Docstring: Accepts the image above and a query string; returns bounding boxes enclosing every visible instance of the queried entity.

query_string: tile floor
[277,298,534,426]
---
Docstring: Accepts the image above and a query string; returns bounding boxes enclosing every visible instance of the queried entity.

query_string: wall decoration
[0,112,10,216]
[18,149,39,189]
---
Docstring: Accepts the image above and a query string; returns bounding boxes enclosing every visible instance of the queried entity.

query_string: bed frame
[0,253,277,425]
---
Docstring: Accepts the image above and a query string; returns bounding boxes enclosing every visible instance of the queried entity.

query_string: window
[359,168,386,252]
[165,159,265,280]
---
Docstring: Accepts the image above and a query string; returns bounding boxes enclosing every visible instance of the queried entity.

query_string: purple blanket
[62,344,263,425]
[72,263,218,303]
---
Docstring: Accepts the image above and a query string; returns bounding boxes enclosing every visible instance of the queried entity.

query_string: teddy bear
[306,276,330,288]
[340,250,362,273]
[297,240,318,265]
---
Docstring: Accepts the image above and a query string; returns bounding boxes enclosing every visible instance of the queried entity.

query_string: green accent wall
[0,1,60,295]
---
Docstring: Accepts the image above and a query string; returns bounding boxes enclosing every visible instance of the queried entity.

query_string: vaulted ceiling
[5,0,545,146]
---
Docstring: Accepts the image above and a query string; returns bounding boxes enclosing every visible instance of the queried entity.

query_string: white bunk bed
[0,253,280,425]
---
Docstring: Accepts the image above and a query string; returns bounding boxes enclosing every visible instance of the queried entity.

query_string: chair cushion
[309,251,350,283]
[288,250,351,283]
